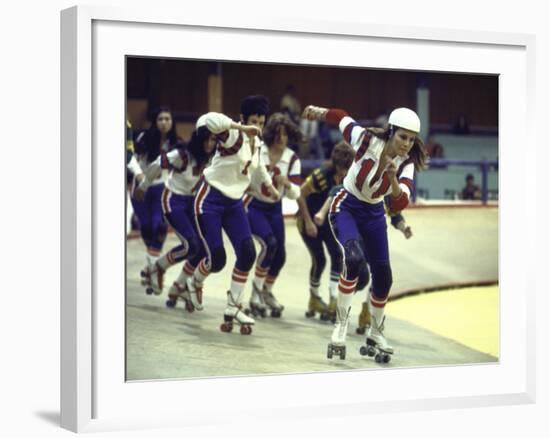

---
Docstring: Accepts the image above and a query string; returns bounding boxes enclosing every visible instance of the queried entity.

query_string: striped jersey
[160,148,205,196]
[326,109,414,211]
[202,112,272,200]
[247,145,302,202]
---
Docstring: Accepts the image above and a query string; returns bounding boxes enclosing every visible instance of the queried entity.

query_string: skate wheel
[319,313,329,321]
[327,345,333,359]
[375,354,383,363]
[355,327,366,335]
[240,325,252,335]
[271,309,281,318]
[145,287,153,295]
[165,299,176,308]
[305,311,314,318]
[339,348,346,360]
[367,346,376,357]
[184,301,195,313]
[383,354,391,364]
[359,346,368,356]
[220,322,233,333]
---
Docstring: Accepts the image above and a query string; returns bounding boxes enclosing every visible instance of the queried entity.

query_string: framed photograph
[61,5,535,433]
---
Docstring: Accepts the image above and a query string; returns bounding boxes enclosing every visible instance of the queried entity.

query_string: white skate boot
[246,283,267,318]
[147,262,164,296]
[360,315,393,363]
[184,276,204,311]
[327,306,350,360]
[261,288,284,318]
[220,291,255,335]
[165,281,194,312]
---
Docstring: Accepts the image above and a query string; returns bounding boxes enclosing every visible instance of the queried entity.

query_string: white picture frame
[60,5,536,433]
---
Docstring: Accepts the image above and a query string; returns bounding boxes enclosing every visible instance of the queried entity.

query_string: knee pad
[186,236,202,261]
[270,247,286,277]
[370,263,392,298]
[343,239,365,279]
[357,261,370,291]
[209,246,227,273]
[139,221,153,243]
[155,221,168,243]
[236,237,256,271]
[261,234,278,266]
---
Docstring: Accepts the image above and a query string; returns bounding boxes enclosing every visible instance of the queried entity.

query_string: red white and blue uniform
[326,109,415,308]
[142,146,207,272]
[193,113,273,285]
[243,145,302,284]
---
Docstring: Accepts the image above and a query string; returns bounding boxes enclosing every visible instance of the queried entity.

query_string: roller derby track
[126,207,498,380]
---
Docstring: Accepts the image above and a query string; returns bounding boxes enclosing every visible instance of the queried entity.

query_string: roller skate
[327,306,350,360]
[321,297,337,322]
[220,291,255,335]
[304,293,328,319]
[245,283,267,318]
[183,277,204,311]
[359,315,393,364]
[140,266,151,287]
[146,262,164,296]
[261,288,284,318]
[355,302,371,335]
[165,282,195,312]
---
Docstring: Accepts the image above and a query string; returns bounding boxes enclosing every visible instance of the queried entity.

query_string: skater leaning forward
[134,118,216,310]
[188,96,280,335]
[302,104,427,361]
[243,112,303,318]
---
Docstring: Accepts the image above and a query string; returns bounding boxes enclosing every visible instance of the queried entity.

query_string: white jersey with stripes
[337,115,415,204]
[202,113,272,200]
[163,149,203,196]
[141,148,204,196]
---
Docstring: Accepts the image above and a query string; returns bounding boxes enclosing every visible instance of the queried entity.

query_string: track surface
[126,207,498,380]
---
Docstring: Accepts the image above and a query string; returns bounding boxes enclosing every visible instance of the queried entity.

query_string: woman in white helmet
[302,105,427,362]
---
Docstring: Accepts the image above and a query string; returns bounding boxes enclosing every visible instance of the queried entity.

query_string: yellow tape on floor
[386,286,499,358]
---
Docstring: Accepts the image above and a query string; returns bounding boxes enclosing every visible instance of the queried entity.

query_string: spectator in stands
[425,135,446,169]
[453,113,470,135]
[461,174,481,200]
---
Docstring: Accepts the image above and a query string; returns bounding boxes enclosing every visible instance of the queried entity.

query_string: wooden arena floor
[126,207,498,381]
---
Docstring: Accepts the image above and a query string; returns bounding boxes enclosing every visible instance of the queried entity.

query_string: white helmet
[388,107,421,133]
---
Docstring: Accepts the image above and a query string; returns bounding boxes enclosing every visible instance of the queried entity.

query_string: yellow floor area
[385,286,499,358]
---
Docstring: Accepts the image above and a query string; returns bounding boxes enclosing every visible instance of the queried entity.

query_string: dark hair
[366,126,428,171]
[187,126,215,168]
[135,106,178,163]
[262,112,302,148]
[240,95,270,122]
[329,141,355,171]
[466,174,474,182]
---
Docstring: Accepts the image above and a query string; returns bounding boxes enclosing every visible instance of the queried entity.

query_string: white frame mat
[60,5,536,433]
